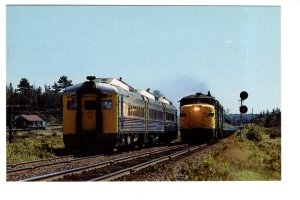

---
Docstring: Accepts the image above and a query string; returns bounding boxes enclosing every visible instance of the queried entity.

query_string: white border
[2,1,299,200]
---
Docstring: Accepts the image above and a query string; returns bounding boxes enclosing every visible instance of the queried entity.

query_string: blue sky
[6,5,280,114]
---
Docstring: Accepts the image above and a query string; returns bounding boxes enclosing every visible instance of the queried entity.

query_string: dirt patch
[220,139,246,163]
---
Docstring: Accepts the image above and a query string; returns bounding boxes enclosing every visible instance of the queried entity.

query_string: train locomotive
[63,76,178,151]
[179,91,236,144]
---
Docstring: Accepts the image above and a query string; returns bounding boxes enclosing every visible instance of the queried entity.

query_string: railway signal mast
[239,91,248,140]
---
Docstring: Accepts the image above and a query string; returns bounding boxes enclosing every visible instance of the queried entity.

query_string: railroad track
[89,145,205,181]
[7,145,185,181]
[17,144,206,181]
[7,155,74,172]
[7,153,114,181]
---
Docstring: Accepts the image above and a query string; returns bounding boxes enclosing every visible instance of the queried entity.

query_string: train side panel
[63,93,77,135]
[102,93,118,134]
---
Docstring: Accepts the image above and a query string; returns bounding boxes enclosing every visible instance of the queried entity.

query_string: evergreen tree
[6,83,14,105]
[52,82,61,93]
[255,108,281,127]
[42,84,61,109]
[17,78,32,95]
[16,78,33,105]
[51,76,73,93]
[58,75,72,89]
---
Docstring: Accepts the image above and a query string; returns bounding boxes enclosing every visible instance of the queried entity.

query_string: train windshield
[84,100,97,110]
[180,98,214,107]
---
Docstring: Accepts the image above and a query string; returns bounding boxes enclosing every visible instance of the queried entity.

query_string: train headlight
[193,107,200,112]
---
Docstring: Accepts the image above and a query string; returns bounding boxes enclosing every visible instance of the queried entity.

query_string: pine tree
[16,78,33,105]
[52,76,73,93]
[6,83,14,105]
[17,78,32,95]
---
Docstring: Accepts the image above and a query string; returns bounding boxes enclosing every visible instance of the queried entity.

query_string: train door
[119,95,124,133]
[143,96,149,143]
[81,94,97,131]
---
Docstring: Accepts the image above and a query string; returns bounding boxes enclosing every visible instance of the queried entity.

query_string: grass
[180,125,281,181]
[6,125,281,181]
[6,129,65,164]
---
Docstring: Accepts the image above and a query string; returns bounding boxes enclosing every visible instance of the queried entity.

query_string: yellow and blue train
[179,92,236,143]
[63,76,177,151]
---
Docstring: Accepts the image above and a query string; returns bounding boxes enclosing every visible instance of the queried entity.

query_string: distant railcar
[63,76,177,151]
[179,92,235,144]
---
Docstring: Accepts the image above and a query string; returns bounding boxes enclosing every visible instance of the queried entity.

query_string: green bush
[7,138,53,163]
[6,132,64,164]
[269,128,281,139]
[180,154,231,181]
[246,125,263,141]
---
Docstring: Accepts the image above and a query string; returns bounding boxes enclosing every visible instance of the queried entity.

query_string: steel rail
[7,155,102,173]
[7,155,74,169]
[19,144,187,182]
[89,145,205,181]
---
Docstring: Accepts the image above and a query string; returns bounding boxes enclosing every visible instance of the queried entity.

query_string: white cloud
[224,40,233,43]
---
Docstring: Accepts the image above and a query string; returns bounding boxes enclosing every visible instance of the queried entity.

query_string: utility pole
[239,100,243,140]
[252,108,254,126]
[7,105,30,143]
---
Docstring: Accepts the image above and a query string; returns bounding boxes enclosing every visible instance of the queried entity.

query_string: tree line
[6,76,73,111]
[254,108,281,127]
[6,76,166,113]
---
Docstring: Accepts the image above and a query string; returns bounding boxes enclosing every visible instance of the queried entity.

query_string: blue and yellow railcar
[63,76,177,151]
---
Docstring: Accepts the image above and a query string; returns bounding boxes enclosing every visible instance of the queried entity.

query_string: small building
[14,115,46,130]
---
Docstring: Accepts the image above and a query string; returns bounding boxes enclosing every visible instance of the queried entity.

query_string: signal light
[240,105,248,114]
[240,91,248,100]
[193,107,200,112]
[239,91,248,114]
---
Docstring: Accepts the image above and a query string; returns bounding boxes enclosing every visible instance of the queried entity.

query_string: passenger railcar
[63,76,177,151]
[223,115,237,135]
[179,91,235,144]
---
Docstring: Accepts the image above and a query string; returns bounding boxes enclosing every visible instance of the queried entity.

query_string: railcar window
[132,106,136,117]
[149,109,155,119]
[142,108,145,117]
[102,100,112,110]
[128,105,131,116]
[153,110,157,119]
[158,111,163,120]
[149,109,164,120]
[67,100,77,110]
[166,113,175,121]
[135,106,138,117]
[85,100,97,110]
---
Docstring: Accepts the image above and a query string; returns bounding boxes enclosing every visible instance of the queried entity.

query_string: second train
[179,91,236,144]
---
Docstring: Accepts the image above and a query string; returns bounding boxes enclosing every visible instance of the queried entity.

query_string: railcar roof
[180,94,215,101]
[64,81,118,94]
[64,77,176,110]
